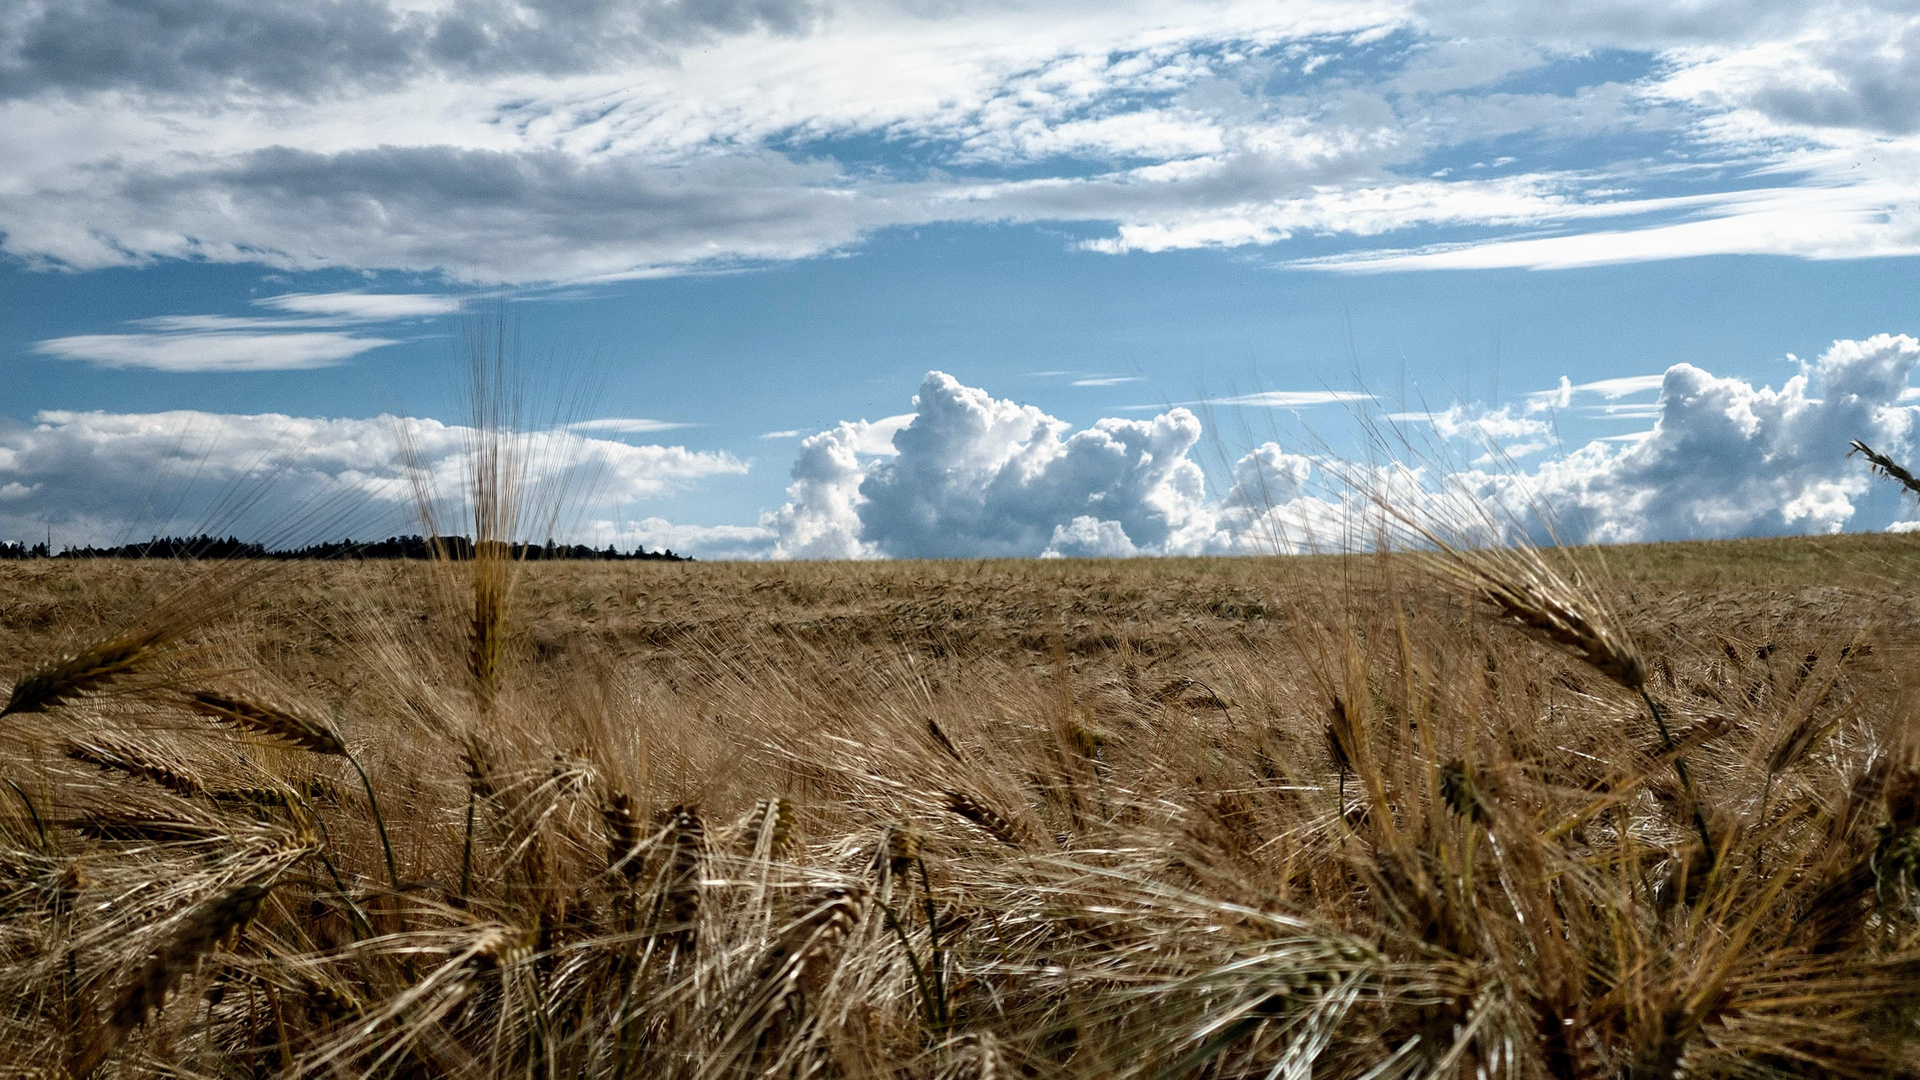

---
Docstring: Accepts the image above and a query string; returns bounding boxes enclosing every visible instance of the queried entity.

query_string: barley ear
[654,805,704,958]
[944,790,1024,847]
[182,690,347,756]
[64,737,204,798]
[68,882,273,1077]
[1851,439,1920,499]
[2,627,171,718]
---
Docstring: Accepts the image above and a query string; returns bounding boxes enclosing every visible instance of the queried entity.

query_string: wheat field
[3,534,1920,1077]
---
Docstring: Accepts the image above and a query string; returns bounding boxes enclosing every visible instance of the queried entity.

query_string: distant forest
[0,535,690,561]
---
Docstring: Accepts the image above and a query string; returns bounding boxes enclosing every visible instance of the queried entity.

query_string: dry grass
[1,536,1919,1076]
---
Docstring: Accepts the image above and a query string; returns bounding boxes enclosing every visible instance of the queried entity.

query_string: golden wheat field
[5,534,1920,1077]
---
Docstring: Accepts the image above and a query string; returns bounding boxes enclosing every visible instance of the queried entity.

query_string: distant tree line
[0,534,690,561]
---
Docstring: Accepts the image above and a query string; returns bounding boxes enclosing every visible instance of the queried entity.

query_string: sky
[1,0,1919,557]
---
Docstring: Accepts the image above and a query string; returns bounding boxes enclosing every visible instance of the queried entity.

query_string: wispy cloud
[1071,375,1146,387]
[1388,404,1549,441]
[1589,402,1665,420]
[567,418,699,434]
[32,331,398,372]
[0,2,1915,282]
[1572,374,1667,398]
[1290,182,1920,273]
[759,429,803,439]
[30,291,457,373]
[256,292,461,320]
[1143,390,1374,409]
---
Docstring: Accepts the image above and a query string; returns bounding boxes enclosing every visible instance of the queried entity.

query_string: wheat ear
[736,796,796,859]
[724,886,867,1064]
[1436,553,1647,692]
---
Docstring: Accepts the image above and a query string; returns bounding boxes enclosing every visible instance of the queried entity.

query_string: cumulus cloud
[762,372,1216,558]
[757,336,1920,559]
[0,409,744,548]
[8,335,1918,558]
[1518,333,1920,541]
[764,419,879,559]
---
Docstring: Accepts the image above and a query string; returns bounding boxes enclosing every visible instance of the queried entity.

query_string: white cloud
[767,371,1217,558]
[764,419,880,559]
[754,334,1920,558]
[29,290,461,372]
[618,517,775,560]
[567,418,700,433]
[855,414,915,456]
[1527,375,1574,410]
[759,429,803,439]
[0,409,745,549]
[1513,333,1920,541]
[30,331,399,372]
[1292,180,1920,271]
[1071,375,1146,387]
[1162,389,1374,408]
[1647,11,1920,137]
[256,291,463,320]
[1393,403,1551,442]
[1571,373,1666,397]
[1590,402,1664,419]
[11,333,1920,557]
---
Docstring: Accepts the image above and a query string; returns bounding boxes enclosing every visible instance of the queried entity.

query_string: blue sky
[2,0,1918,556]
